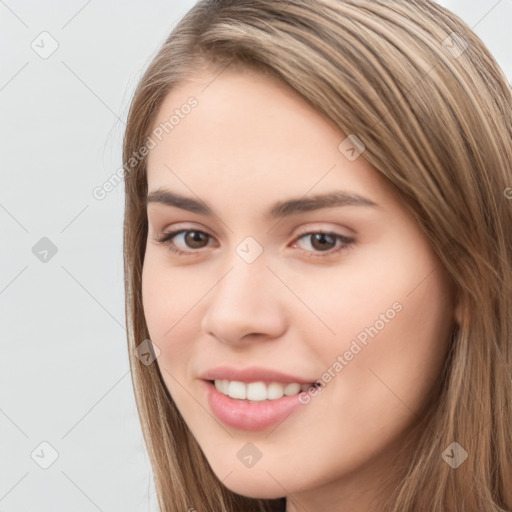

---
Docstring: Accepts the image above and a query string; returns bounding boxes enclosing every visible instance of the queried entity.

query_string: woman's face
[142,66,457,508]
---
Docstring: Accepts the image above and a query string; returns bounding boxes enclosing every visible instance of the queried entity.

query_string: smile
[213,379,313,402]
[203,380,317,431]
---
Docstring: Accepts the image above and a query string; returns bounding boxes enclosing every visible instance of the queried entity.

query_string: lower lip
[203,380,307,431]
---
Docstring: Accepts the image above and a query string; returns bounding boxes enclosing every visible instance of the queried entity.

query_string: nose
[201,257,287,346]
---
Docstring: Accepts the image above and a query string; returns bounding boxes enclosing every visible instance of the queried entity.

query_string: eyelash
[154,228,355,259]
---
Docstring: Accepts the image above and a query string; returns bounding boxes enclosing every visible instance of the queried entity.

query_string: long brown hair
[123,1,512,510]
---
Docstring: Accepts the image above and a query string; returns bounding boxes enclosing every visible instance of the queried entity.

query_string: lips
[202,380,309,431]
[198,365,318,430]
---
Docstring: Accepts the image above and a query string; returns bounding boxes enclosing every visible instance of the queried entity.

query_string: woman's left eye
[292,232,354,258]
[154,229,354,258]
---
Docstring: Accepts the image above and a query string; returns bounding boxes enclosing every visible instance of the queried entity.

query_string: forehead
[149,66,338,154]
[145,66,391,209]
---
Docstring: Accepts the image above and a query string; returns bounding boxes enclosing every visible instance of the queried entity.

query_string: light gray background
[0,1,510,511]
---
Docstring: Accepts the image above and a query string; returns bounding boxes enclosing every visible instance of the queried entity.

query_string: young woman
[122,1,512,510]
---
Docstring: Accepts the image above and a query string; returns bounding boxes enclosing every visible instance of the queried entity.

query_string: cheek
[141,258,203,416]
[142,251,202,339]
[141,255,200,369]
[141,256,172,340]
[285,268,453,482]
[316,263,453,431]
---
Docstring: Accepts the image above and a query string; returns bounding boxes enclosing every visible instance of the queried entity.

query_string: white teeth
[246,381,267,401]
[214,379,229,394]
[284,383,301,396]
[267,382,284,400]
[228,380,246,399]
[214,380,310,401]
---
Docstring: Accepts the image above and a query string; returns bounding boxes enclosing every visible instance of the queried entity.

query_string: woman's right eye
[155,229,213,255]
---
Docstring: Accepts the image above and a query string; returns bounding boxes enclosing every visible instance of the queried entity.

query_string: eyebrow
[146,188,379,218]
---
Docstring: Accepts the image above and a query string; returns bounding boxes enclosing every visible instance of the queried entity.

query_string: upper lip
[200,365,315,384]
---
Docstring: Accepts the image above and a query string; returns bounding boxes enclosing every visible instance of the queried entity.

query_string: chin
[218,472,288,500]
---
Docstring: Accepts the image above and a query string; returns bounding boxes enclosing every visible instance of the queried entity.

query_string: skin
[142,65,459,511]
